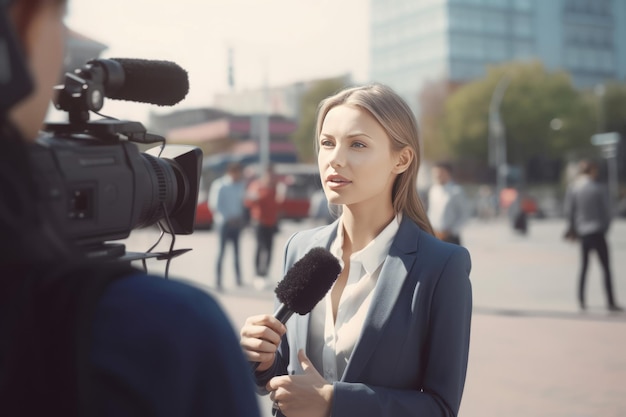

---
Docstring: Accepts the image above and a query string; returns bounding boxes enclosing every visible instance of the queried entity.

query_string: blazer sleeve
[253,339,289,396]
[331,246,473,417]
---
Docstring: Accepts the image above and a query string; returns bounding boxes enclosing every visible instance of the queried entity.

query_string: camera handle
[83,242,192,264]
[45,119,165,144]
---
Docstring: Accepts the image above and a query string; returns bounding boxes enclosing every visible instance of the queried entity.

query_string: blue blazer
[257,215,472,417]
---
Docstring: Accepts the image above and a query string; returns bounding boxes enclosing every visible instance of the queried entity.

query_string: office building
[370,0,626,115]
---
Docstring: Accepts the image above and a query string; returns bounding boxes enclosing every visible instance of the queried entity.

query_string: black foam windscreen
[107,58,189,106]
[275,247,342,315]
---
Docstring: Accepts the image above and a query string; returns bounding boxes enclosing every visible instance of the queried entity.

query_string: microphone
[274,247,342,323]
[104,58,189,106]
[252,247,341,370]
[55,58,189,115]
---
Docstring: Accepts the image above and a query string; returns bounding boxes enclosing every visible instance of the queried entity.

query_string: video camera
[30,58,202,261]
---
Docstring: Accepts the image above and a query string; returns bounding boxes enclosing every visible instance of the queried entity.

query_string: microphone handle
[273,303,294,324]
[251,304,295,371]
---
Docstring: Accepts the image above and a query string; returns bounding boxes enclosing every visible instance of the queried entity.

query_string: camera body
[31,59,202,259]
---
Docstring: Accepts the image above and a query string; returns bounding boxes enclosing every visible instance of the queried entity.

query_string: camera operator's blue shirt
[89,272,260,417]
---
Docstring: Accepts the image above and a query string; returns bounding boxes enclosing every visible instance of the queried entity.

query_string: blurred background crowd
[61,0,626,232]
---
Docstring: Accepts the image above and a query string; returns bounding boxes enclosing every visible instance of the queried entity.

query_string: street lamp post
[488,75,511,203]
[594,84,606,133]
[591,132,621,211]
[592,84,621,212]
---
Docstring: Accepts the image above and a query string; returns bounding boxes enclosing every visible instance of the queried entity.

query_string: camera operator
[0,1,261,416]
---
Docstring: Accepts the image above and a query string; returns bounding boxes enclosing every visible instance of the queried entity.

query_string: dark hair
[0,123,135,417]
[226,162,242,174]
[579,159,598,175]
[434,161,453,175]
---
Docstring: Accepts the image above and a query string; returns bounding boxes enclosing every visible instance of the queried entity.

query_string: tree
[290,77,347,162]
[441,61,596,167]
[417,79,462,161]
[595,81,626,135]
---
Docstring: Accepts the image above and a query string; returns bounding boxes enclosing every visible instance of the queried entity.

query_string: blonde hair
[315,84,434,235]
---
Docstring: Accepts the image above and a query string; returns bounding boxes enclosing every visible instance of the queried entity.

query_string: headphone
[0,0,34,118]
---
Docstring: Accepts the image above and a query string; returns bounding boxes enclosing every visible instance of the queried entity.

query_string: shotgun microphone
[54,58,189,117]
[104,58,189,106]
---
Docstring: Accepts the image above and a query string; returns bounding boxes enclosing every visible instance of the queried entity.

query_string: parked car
[194,198,214,230]
[274,164,321,221]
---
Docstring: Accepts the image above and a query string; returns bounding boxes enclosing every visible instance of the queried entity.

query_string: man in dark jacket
[564,159,622,312]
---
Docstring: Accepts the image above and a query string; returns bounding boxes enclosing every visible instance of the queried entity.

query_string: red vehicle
[274,163,320,221]
[499,187,543,217]
[194,198,214,230]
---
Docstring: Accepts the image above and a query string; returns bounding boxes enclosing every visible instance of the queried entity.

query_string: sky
[62,0,371,124]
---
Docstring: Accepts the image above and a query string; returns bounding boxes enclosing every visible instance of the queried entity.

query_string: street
[125,217,626,417]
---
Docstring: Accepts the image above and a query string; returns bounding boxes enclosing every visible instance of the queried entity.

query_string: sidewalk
[462,312,625,417]
[465,217,626,315]
[460,218,626,417]
[127,217,626,416]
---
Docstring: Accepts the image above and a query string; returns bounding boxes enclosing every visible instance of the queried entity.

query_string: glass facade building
[369,0,626,114]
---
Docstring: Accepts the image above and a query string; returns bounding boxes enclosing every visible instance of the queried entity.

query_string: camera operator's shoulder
[90,273,260,416]
[92,272,234,350]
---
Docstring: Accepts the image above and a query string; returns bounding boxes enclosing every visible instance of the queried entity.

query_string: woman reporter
[240,84,472,417]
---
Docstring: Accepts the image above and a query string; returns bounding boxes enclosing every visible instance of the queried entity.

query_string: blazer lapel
[341,216,420,382]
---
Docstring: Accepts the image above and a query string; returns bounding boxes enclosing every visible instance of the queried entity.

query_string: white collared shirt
[307,214,401,382]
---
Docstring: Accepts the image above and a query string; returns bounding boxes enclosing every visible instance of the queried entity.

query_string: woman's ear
[392,147,414,174]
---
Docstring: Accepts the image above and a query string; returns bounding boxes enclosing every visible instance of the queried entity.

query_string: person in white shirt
[427,162,470,245]
[240,84,472,417]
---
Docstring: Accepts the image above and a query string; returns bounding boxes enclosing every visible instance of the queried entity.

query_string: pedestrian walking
[508,187,529,235]
[240,84,472,417]
[209,162,247,290]
[564,159,623,312]
[427,162,471,245]
[245,164,282,290]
